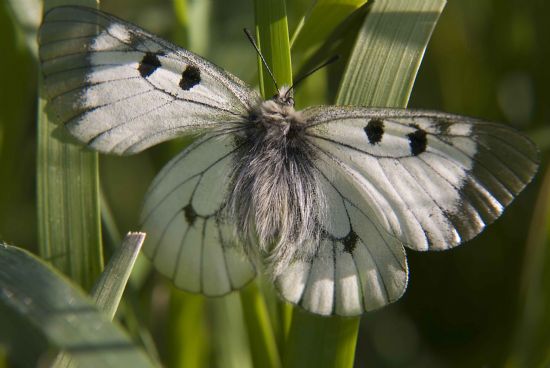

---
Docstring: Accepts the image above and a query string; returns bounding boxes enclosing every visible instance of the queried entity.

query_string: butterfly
[38,6,539,316]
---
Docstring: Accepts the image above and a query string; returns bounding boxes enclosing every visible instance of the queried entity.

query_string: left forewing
[303,106,539,251]
[39,6,259,155]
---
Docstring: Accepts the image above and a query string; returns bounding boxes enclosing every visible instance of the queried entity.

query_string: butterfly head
[271,86,295,107]
[257,86,304,137]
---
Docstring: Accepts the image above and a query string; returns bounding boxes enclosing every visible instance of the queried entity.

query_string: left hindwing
[140,133,256,296]
[303,106,539,252]
[39,6,259,155]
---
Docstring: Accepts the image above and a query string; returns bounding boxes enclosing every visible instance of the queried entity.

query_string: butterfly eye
[286,97,295,106]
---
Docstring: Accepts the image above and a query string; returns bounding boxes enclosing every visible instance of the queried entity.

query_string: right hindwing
[275,156,409,316]
[39,6,259,155]
[140,133,256,296]
[274,105,538,317]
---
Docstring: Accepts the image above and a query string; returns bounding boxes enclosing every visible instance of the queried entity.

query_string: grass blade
[337,0,447,107]
[284,1,446,367]
[0,3,36,247]
[210,294,253,368]
[507,164,550,367]
[167,291,209,368]
[284,310,360,368]
[233,1,293,367]
[0,244,156,368]
[51,233,147,368]
[239,283,281,368]
[156,5,213,367]
[37,0,103,291]
[4,0,41,56]
[291,0,368,54]
[91,232,145,319]
[172,0,211,55]
[253,0,292,96]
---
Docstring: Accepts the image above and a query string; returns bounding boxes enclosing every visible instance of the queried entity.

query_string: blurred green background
[0,0,548,367]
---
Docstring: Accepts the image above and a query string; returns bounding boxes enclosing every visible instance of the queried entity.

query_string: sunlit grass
[37,0,103,291]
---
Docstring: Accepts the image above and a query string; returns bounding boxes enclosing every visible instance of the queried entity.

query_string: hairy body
[228,88,326,275]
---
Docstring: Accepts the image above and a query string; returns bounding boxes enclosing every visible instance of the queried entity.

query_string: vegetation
[0,0,548,367]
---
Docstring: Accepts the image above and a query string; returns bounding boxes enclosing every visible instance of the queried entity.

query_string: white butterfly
[39,6,539,316]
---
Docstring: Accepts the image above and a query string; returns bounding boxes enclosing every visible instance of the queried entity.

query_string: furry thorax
[225,88,327,276]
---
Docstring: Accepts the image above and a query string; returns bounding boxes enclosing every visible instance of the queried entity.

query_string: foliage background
[0,0,548,367]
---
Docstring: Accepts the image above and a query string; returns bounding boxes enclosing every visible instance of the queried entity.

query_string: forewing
[140,134,256,295]
[39,6,259,155]
[304,106,539,251]
[275,159,408,316]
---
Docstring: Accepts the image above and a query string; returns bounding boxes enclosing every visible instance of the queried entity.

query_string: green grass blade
[0,346,7,368]
[507,164,550,367]
[53,230,145,368]
[0,2,35,250]
[337,0,447,107]
[210,294,253,368]
[0,2,36,249]
[0,244,156,368]
[292,3,371,107]
[253,0,292,97]
[284,1,446,367]
[91,232,145,319]
[284,310,359,368]
[293,2,371,75]
[239,283,282,368]
[291,0,368,53]
[159,5,213,368]
[531,126,550,152]
[37,0,103,291]
[4,0,41,57]
[167,290,209,368]
[172,0,211,55]
[233,1,293,367]
[99,188,150,291]
[171,0,190,48]
[99,191,160,362]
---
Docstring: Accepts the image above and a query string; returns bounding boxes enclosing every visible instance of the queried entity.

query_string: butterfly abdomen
[228,99,325,274]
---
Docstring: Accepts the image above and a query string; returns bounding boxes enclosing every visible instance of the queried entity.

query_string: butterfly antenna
[285,55,340,98]
[244,28,279,93]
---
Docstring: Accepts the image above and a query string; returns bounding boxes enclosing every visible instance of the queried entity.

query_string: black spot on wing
[183,204,198,226]
[138,52,162,78]
[342,230,358,254]
[435,118,454,136]
[180,65,201,90]
[364,119,384,145]
[407,126,427,155]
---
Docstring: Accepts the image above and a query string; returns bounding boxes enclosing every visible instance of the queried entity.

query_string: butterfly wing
[141,133,256,295]
[39,6,259,155]
[305,106,538,251]
[275,106,538,316]
[276,162,409,316]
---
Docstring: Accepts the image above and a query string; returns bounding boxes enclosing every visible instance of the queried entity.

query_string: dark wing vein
[311,157,397,302]
[309,139,420,258]
[140,135,239,224]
